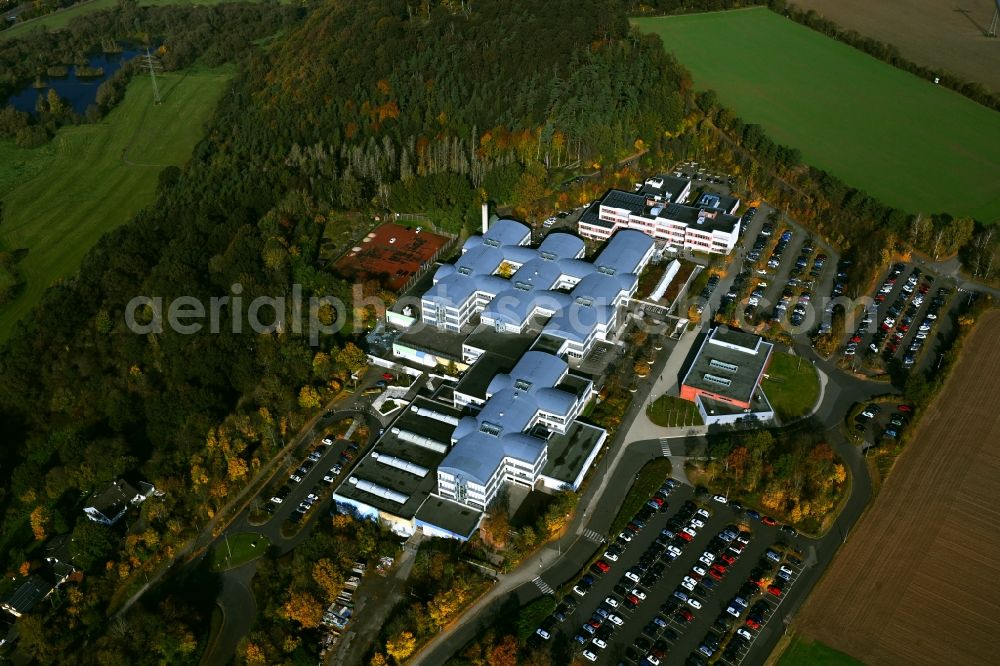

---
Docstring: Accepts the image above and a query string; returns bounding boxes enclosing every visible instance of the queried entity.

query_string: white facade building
[578,176,742,255]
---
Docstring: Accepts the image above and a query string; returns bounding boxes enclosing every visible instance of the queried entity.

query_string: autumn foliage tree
[488,635,519,666]
[312,557,343,603]
[281,589,324,628]
[29,505,50,541]
[385,631,417,662]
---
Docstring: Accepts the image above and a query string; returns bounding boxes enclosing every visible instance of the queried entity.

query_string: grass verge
[608,458,672,537]
[776,633,864,666]
[209,532,269,572]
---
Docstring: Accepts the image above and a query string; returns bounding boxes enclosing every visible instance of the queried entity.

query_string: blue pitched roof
[440,351,575,485]
[594,229,654,276]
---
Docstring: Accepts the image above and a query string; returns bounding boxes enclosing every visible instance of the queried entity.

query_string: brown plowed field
[791,0,1000,93]
[794,309,1000,665]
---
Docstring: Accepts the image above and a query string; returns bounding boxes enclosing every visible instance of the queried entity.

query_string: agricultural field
[791,0,1000,93]
[0,64,232,341]
[793,310,1000,665]
[632,8,1000,223]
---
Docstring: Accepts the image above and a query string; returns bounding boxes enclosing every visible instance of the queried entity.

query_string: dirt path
[793,309,1000,665]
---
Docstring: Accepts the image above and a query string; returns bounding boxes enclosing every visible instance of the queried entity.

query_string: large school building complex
[333,219,654,539]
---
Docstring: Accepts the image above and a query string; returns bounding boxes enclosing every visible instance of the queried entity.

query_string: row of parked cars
[847,263,949,368]
[557,479,683,662]
[617,499,725,664]
[673,524,754,664]
[267,435,358,520]
[703,545,802,665]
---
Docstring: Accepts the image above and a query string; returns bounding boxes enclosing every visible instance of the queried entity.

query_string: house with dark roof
[83,479,155,525]
[1,575,55,618]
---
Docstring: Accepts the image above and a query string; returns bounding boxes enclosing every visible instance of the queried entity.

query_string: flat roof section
[332,396,462,520]
[542,421,606,486]
[454,353,518,401]
[639,174,692,201]
[700,385,772,417]
[531,333,566,356]
[464,323,540,361]
[683,327,773,404]
[415,495,482,539]
[395,324,467,361]
[395,396,464,444]
[711,326,761,352]
[557,374,593,400]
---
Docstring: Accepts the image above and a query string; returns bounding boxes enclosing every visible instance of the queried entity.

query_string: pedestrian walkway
[531,576,554,595]
[659,438,672,456]
[582,528,606,544]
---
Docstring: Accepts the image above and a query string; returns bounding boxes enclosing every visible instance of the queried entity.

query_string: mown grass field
[761,351,821,422]
[777,634,864,666]
[1,0,257,39]
[210,532,269,571]
[632,8,1000,223]
[0,64,232,341]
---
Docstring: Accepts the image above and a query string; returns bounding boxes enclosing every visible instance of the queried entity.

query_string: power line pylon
[141,47,163,104]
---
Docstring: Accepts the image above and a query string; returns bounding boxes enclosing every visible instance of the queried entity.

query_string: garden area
[761,351,820,422]
[609,458,672,537]
[647,394,703,428]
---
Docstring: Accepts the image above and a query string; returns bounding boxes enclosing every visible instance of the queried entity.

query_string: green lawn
[609,458,672,537]
[778,634,864,666]
[0,64,232,342]
[761,351,820,422]
[633,8,1000,223]
[209,532,269,572]
[647,394,704,428]
[0,0,270,39]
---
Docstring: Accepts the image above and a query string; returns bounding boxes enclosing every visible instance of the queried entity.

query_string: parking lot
[721,210,840,337]
[840,261,955,372]
[537,477,811,665]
